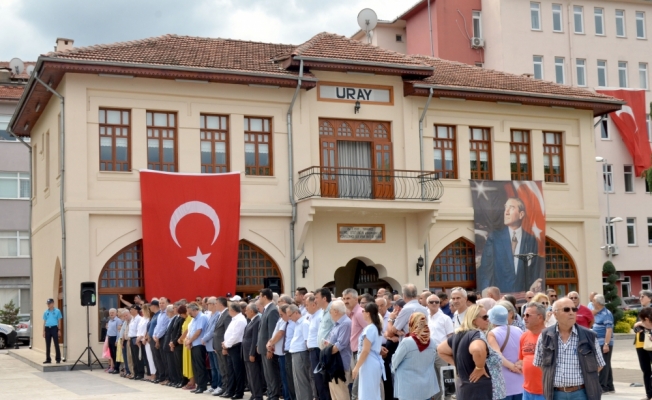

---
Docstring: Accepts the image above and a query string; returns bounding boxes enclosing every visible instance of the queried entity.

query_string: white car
[0,323,18,349]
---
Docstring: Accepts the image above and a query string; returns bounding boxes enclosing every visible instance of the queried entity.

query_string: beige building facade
[9,33,620,359]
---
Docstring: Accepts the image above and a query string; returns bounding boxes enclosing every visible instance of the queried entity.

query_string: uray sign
[318,83,392,104]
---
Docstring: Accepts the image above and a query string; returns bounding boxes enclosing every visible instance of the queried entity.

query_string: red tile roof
[0,85,24,101]
[0,61,36,80]
[44,34,311,79]
[286,32,432,70]
[409,56,618,102]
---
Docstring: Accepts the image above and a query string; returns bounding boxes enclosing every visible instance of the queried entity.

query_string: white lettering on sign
[319,85,391,103]
[338,225,385,242]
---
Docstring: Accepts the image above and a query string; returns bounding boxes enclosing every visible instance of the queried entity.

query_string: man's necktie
[511,232,518,254]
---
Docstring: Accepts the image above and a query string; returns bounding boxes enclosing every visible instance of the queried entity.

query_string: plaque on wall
[337,224,385,243]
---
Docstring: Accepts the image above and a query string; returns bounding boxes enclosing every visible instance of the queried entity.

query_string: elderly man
[258,288,282,400]
[105,308,121,373]
[481,286,501,302]
[450,287,469,329]
[426,294,454,400]
[118,308,132,376]
[152,297,170,384]
[387,283,427,339]
[295,287,308,315]
[376,288,386,299]
[201,297,222,394]
[517,301,546,400]
[587,291,598,310]
[533,297,605,400]
[521,291,535,315]
[243,302,263,400]
[315,288,334,400]
[591,294,615,394]
[162,304,183,387]
[326,300,352,400]
[288,304,312,400]
[127,305,144,380]
[212,297,231,397]
[418,290,431,307]
[342,288,368,400]
[568,291,594,329]
[185,303,209,394]
[222,303,247,399]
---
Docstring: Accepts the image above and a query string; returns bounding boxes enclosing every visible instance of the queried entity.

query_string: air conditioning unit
[609,245,620,256]
[471,37,485,48]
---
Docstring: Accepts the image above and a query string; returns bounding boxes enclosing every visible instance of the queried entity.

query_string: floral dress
[479,331,506,400]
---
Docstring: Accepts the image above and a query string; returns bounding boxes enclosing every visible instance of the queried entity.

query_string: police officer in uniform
[43,298,63,364]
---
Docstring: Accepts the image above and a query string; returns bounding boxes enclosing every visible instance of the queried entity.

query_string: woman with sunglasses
[392,312,439,400]
[352,302,385,400]
[634,290,652,400]
[532,293,555,327]
[438,304,505,400]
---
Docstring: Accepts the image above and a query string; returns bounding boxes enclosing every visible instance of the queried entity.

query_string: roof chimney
[0,68,11,83]
[55,38,74,52]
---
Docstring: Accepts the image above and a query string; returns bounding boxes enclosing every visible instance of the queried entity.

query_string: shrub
[0,300,20,326]
[624,316,637,328]
[603,261,624,321]
[625,309,639,319]
[614,320,632,333]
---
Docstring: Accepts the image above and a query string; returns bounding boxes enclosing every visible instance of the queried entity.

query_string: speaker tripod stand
[71,305,104,371]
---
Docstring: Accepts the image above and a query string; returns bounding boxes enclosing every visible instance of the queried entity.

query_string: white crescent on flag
[169,201,221,248]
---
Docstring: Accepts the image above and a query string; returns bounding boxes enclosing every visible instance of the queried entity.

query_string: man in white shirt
[295,287,308,316]
[127,305,144,379]
[427,294,454,400]
[222,303,247,399]
[451,287,468,330]
[305,294,324,400]
[288,304,311,400]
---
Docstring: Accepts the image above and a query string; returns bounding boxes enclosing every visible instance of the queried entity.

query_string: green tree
[0,300,20,326]
[602,261,623,322]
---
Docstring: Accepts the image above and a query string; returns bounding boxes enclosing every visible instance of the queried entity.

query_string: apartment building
[354,0,652,296]
[0,60,31,318]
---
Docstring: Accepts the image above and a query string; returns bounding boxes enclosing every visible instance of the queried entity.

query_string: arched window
[238,240,282,295]
[429,238,476,290]
[545,237,578,296]
[97,240,145,341]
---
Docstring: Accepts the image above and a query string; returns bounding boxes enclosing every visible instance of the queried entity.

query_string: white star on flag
[188,247,211,271]
[531,222,543,241]
[471,181,497,201]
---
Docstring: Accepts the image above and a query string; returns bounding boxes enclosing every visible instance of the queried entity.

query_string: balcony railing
[295,166,444,201]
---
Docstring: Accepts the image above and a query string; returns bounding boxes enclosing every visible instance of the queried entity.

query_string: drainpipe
[427,0,434,57]
[7,128,33,348]
[287,60,304,292]
[33,76,67,360]
[418,88,434,290]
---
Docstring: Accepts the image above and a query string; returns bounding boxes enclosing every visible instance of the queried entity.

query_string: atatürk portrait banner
[471,180,546,295]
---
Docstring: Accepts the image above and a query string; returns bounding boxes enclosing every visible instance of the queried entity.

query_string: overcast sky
[0,0,412,62]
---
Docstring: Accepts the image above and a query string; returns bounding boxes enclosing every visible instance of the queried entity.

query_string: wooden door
[373,143,394,199]
[320,140,338,197]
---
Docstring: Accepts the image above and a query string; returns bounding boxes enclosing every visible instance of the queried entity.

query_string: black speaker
[81,282,97,306]
[264,277,281,295]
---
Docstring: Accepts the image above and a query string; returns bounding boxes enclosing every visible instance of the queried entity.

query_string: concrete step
[8,348,105,372]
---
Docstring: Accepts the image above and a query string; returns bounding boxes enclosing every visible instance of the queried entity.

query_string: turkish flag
[596,89,652,175]
[140,170,240,302]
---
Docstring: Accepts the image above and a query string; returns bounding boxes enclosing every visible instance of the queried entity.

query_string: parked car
[0,322,17,349]
[15,314,30,345]
[619,296,643,311]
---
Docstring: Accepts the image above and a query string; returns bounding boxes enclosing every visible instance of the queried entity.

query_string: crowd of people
[83,284,644,400]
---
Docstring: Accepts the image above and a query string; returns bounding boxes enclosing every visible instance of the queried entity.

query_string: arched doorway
[429,238,477,291]
[97,240,145,342]
[544,238,578,296]
[333,258,393,297]
[237,240,283,297]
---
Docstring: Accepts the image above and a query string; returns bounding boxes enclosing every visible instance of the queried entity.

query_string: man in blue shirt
[146,300,161,379]
[43,298,62,364]
[436,292,454,319]
[200,297,222,393]
[326,300,352,399]
[185,303,209,394]
[152,297,170,383]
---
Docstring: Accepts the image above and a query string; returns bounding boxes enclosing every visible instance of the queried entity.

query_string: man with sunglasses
[519,302,546,400]
[533,297,605,400]
[568,291,593,329]
[426,294,454,400]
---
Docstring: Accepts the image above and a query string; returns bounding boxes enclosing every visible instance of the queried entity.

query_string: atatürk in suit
[243,313,263,400]
[478,226,541,293]
[258,301,282,400]
[213,306,232,393]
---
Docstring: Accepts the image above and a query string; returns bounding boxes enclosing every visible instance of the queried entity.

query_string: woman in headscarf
[437,304,505,400]
[391,312,439,400]
[352,302,385,400]
[486,305,524,400]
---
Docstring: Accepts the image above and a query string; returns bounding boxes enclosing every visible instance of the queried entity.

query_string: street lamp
[596,157,623,259]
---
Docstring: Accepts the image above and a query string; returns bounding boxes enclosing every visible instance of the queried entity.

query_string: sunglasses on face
[557,307,579,313]
[542,302,549,305]
[524,313,534,318]
[479,315,489,321]
[428,301,440,304]
[550,295,557,298]
[568,297,579,300]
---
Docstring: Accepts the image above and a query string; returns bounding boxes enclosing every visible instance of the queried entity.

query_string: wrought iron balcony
[295,166,444,201]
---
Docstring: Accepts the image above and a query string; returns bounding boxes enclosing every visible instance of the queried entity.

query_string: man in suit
[478,197,543,293]
[258,288,282,400]
[243,302,263,400]
[170,303,187,388]
[201,297,222,393]
[212,297,231,397]
[162,304,182,387]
